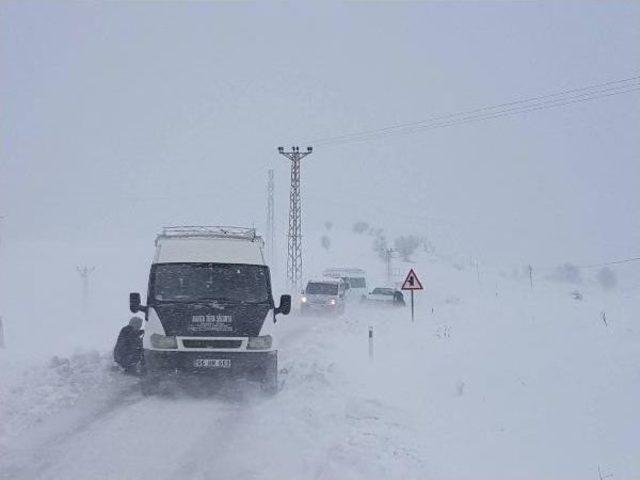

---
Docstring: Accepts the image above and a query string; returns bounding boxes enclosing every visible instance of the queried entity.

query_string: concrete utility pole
[266,169,276,269]
[277,146,313,290]
[76,266,95,313]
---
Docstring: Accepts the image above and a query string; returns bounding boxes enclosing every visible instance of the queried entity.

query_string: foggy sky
[1,1,639,267]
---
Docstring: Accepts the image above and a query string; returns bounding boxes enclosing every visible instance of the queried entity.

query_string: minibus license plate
[194,359,231,368]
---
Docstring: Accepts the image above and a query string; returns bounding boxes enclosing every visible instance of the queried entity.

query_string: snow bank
[0,351,137,450]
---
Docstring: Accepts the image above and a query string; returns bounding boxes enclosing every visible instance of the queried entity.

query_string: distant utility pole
[76,266,95,312]
[266,169,276,269]
[385,248,395,285]
[1,218,3,348]
[278,146,313,290]
[528,264,534,289]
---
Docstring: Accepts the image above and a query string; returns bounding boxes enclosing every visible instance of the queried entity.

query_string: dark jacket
[113,325,143,369]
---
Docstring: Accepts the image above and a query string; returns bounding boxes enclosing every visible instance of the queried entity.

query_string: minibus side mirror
[275,294,292,315]
[129,292,147,313]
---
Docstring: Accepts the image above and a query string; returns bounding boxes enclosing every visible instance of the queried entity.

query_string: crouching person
[114,316,144,375]
[393,290,406,306]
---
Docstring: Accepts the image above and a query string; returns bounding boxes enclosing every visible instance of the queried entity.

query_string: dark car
[365,287,405,306]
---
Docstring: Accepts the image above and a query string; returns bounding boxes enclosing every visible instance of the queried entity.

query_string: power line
[309,74,640,144]
[574,256,640,269]
[532,256,640,273]
[307,75,640,147]
[313,84,640,147]
[379,91,636,147]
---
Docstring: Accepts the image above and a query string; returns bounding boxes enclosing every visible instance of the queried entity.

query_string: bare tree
[320,235,331,251]
[372,234,389,261]
[352,221,369,234]
[394,235,422,261]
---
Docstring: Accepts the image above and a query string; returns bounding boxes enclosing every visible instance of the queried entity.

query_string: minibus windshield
[151,263,270,304]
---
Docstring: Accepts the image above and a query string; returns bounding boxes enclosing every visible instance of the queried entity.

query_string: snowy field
[1,250,638,480]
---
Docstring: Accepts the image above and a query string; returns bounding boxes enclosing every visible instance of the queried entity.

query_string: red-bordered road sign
[401,269,424,290]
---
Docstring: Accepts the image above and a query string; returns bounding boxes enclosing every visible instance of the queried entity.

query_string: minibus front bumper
[144,349,277,380]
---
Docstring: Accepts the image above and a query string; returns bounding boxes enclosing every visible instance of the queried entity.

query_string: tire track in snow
[1,381,144,480]
[167,394,266,480]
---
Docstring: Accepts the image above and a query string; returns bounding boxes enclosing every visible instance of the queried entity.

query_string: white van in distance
[129,226,291,394]
[322,268,368,301]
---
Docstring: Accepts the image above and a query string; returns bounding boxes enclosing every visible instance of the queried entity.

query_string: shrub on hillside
[550,263,583,284]
[596,267,617,290]
[352,221,370,234]
[421,238,435,254]
[394,235,422,262]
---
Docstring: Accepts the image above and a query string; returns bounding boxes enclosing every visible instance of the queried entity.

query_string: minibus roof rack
[157,226,260,242]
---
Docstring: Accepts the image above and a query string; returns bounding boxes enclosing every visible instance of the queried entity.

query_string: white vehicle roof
[323,268,366,277]
[307,278,343,285]
[153,226,265,265]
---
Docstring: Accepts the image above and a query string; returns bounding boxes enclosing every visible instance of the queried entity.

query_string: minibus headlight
[330,299,336,305]
[150,333,178,349]
[301,296,307,303]
[247,335,272,350]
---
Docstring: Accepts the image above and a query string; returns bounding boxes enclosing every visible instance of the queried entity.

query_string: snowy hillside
[1,225,638,480]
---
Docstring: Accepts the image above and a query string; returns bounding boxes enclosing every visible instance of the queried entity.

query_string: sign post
[401,268,424,322]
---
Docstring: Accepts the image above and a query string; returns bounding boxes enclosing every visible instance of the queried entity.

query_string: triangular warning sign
[401,269,424,290]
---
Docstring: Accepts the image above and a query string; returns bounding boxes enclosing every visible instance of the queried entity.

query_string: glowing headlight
[301,296,307,303]
[150,333,178,349]
[247,335,272,350]
[330,299,336,305]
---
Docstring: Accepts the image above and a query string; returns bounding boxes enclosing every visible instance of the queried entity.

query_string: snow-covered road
[1,311,427,480]
[2,262,638,480]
